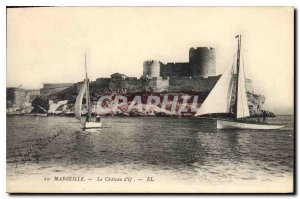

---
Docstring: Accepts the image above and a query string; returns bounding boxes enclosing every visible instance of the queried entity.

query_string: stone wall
[25,89,40,100]
[160,62,190,77]
[7,88,27,107]
[143,60,160,78]
[109,78,143,93]
[144,78,169,92]
[123,78,144,93]
[159,47,216,78]
[7,87,41,107]
[78,74,224,94]
[169,75,220,92]
[41,83,75,96]
[107,77,169,93]
[189,47,216,77]
[91,78,110,93]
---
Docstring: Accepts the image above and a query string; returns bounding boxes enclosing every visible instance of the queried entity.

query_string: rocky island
[6,47,274,117]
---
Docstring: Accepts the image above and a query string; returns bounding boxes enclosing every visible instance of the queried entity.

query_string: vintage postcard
[6,7,294,193]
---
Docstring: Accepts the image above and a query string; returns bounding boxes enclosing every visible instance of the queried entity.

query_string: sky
[6,7,294,113]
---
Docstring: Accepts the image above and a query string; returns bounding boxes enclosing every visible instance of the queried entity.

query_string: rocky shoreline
[7,89,276,118]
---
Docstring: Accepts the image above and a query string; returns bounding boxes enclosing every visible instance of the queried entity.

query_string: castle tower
[143,60,161,78]
[189,47,216,77]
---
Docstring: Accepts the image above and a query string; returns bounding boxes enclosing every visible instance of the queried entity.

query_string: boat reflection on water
[83,128,103,133]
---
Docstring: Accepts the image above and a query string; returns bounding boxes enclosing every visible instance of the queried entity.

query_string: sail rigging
[75,78,87,120]
[195,35,284,130]
[194,61,234,116]
[75,53,92,121]
[84,53,92,122]
[195,35,250,119]
[235,35,250,119]
[236,54,250,118]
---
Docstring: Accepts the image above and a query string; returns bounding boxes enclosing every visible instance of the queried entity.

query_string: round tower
[189,47,216,77]
[143,60,161,78]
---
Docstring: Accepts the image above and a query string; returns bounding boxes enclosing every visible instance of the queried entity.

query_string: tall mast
[85,52,88,80]
[235,35,241,119]
[85,53,91,122]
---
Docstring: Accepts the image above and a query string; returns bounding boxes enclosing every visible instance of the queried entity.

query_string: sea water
[6,115,294,192]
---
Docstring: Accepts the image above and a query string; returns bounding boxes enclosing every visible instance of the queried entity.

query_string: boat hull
[217,120,284,130]
[84,121,102,129]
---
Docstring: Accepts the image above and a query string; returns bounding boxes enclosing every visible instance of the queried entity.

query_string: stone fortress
[8,46,263,117]
[91,47,253,94]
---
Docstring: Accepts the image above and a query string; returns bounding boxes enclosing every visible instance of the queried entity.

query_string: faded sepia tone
[7,7,293,113]
[6,7,294,193]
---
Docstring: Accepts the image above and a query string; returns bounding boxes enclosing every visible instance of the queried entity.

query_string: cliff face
[7,78,275,117]
[43,91,273,117]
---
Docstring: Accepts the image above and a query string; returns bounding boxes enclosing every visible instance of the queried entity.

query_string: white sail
[195,64,234,116]
[75,79,87,120]
[236,61,250,118]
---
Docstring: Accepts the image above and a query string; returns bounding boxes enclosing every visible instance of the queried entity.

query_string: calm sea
[6,115,294,191]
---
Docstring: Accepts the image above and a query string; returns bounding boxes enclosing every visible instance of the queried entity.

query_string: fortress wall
[6,88,27,107]
[159,47,216,78]
[144,79,156,92]
[160,62,190,77]
[24,89,40,100]
[143,60,160,78]
[169,75,220,92]
[6,88,16,102]
[109,79,123,92]
[152,79,169,92]
[6,87,41,107]
[142,78,169,92]
[168,78,194,91]
[91,78,110,92]
[14,90,27,107]
[189,47,216,77]
[109,79,143,93]
[108,75,221,93]
[123,79,143,93]
[41,83,75,96]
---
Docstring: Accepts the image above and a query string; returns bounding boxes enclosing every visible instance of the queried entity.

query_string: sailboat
[75,54,102,129]
[195,35,284,130]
